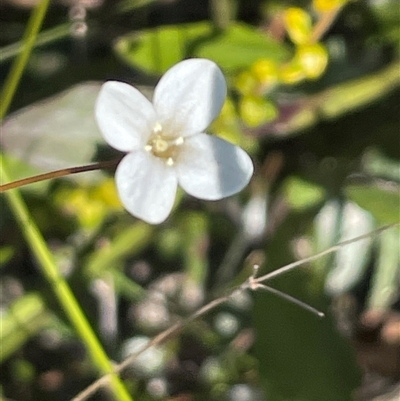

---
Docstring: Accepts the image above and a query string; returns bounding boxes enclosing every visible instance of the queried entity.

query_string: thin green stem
[1,0,49,119]
[2,166,132,401]
[0,1,132,399]
[0,23,71,64]
[210,0,236,30]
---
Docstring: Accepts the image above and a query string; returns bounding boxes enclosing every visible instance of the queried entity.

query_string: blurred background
[1,0,399,400]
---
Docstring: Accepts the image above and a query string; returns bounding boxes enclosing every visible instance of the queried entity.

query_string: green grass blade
[1,162,132,401]
[0,0,50,119]
[0,0,133,399]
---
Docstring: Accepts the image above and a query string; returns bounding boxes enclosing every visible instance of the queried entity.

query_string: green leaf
[362,148,400,182]
[114,22,289,75]
[195,22,289,72]
[254,285,361,401]
[254,211,361,401]
[345,183,400,224]
[115,23,212,75]
[318,61,400,120]
[262,61,400,138]
[0,246,15,265]
[1,83,105,183]
[283,176,326,210]
[370,0,400,47]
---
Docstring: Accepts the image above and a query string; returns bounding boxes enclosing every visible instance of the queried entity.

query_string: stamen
[175,137,184,146]
[145,123,184,165]
[153,122,162,134]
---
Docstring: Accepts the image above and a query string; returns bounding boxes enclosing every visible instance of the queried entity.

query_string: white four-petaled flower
[95,58,253,224]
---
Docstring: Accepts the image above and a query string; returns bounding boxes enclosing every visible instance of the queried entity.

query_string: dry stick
[0,159,121,192]
[250,282,325,318]
[71,222,399,401]
[255,223,399,284]
[72,296,231,401]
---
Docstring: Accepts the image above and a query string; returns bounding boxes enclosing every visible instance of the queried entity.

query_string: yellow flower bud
[56,187,106,228]
[235,70,259,95]
[93,178,122,208]
[239,95,278,127]
[296,43,329,79]
[251,59,279,89]
[279,61,305,84]
[313,0,347,13]
[211,97,242,144]
[284,7,313,45]
[220,97,237,119]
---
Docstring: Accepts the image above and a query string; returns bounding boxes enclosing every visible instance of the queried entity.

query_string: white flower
[95,58,254,224]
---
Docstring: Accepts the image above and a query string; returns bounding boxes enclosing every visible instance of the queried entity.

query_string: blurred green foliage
[1,0,399,400]
[115,21,289,75]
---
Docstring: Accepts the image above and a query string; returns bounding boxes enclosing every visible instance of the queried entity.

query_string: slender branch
[254,283,324,317]
[72,295,231,401]
[309,6,342,44]
[255,222,400,284]
[0,159,120,192]
[71,222,399,401]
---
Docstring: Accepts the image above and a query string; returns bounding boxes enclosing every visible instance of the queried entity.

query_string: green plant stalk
[0,0,49,119]
[0,23,71,64]
[0,0,132,399]
[210,0,236,30]
[2,166,132,401]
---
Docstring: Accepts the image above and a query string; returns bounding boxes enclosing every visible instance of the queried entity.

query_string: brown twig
[0,159,121,192]
[309,7,342,44]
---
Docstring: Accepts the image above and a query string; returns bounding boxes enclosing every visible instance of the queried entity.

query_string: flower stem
[3,168,132,401]
[309,6,342,44]
[0,159,120,192]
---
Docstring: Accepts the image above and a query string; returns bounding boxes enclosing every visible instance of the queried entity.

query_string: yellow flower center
[145,123,184,166]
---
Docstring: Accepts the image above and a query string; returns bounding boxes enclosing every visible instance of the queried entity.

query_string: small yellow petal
[313,0,347,13]
[251,59,279,88]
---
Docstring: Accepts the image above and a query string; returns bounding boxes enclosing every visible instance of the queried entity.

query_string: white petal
[115,151,178,224]
[153,59,227,137]
[95,81,157,152]
[177,134,253,200]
